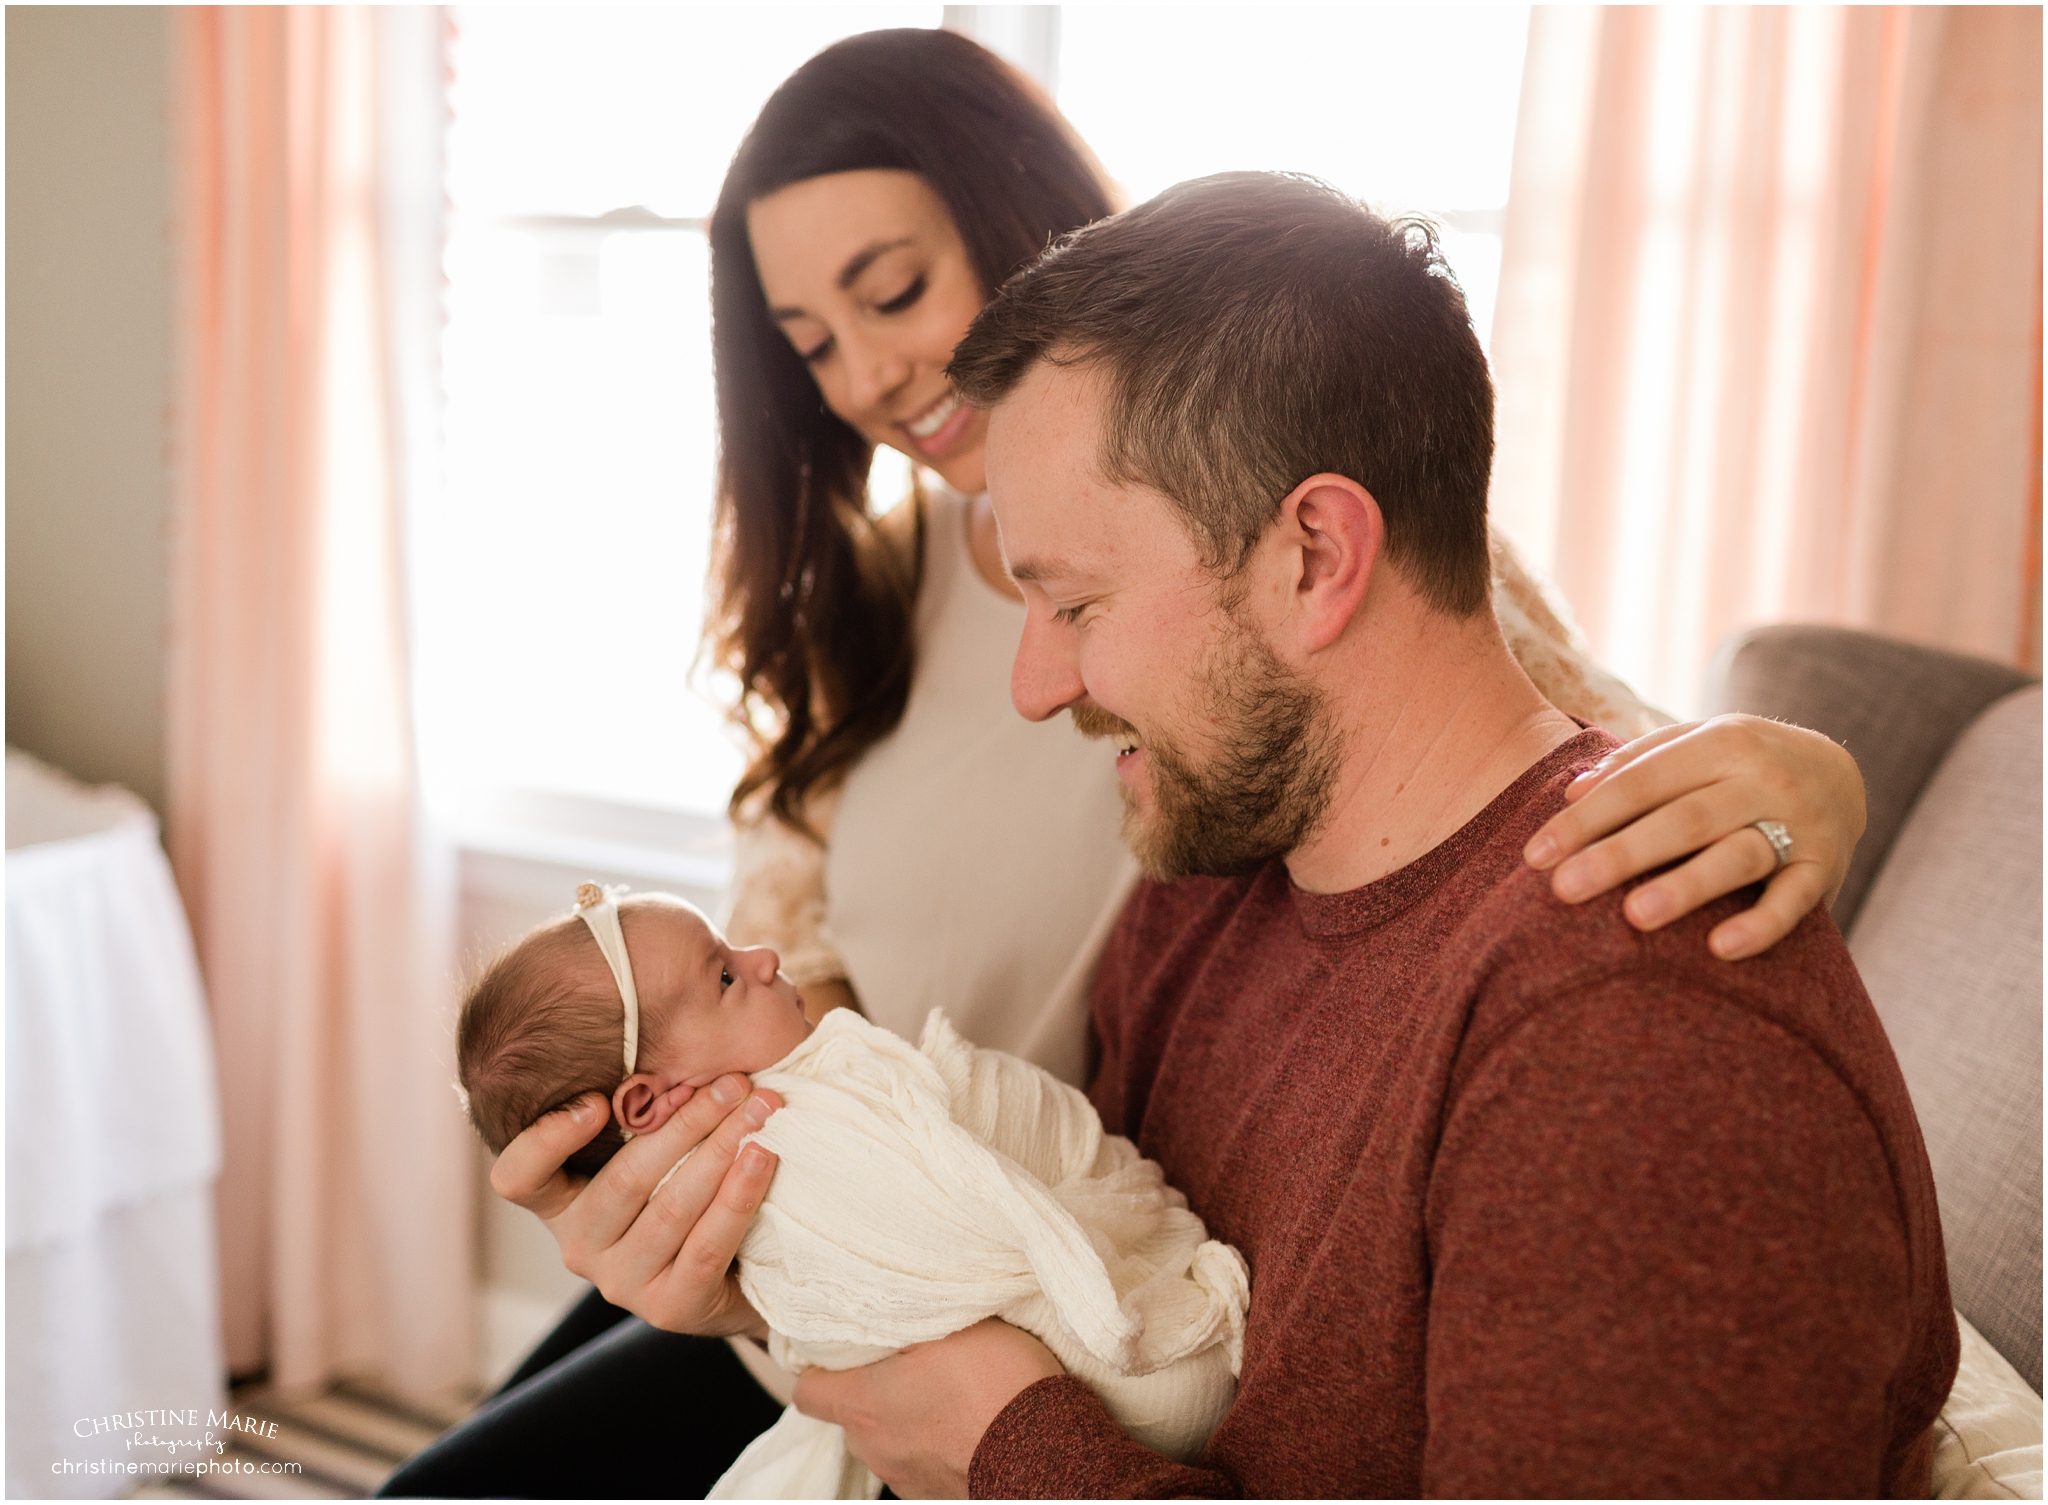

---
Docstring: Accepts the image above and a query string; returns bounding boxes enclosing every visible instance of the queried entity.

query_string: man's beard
[1072,615,1340,882]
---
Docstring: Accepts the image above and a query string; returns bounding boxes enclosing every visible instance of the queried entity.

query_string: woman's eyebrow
[768,236,919,322]
[836,236,915,289]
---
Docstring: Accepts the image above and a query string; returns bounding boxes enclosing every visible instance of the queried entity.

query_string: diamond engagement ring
[1753,819,1794,872]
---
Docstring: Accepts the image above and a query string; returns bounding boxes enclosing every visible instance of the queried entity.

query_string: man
[794,173,1958,1496]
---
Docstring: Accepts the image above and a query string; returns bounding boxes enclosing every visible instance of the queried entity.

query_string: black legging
[378,1288,784,1498]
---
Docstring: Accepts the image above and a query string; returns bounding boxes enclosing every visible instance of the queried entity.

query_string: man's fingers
[489,1093,607,1218]
[607,1088,781,1323]
[560,1073,757,1261]
[661,1110,780,1290]
[1710,864,1829,960]
[596,1082,756,1273]
[484,1071,784,1340]
[792,1361,852,1426]
[1561,721,1694,804]
[1618,826,1781,931]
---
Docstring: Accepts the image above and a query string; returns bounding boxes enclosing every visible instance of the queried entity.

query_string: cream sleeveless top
[723,491,1666,1088]
[727,488,1137,1086]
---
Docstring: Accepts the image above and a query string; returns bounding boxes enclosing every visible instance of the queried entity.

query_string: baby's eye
[720,967,735,989]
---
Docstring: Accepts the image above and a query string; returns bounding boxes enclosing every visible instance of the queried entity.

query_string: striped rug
[129,1382,471,1501]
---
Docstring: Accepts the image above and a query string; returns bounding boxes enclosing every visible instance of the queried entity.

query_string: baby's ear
[613,1075,694,1135]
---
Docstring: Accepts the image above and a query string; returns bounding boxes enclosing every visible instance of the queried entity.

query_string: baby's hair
[457,896,676,1178]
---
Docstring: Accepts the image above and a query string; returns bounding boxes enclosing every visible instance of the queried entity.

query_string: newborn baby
[460,885,817,1178]
[458,886,1248,1500]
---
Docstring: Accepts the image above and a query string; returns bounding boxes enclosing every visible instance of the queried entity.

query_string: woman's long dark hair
[707,28,1115,832]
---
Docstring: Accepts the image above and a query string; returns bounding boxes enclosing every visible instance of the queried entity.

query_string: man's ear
[613,1075,692,1135]
[1282,474,1383,652]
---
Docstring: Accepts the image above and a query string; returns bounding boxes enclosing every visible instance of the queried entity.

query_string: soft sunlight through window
[417,7,1530,825]
[1059,7,1530,345]
[419,7,939,821]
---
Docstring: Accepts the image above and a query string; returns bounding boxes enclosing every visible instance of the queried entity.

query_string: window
[416,7,1530,842]
[417,6,940,843]
[1056,8,1530,346]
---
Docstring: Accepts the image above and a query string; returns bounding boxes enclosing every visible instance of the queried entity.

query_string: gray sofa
[1706,625,2043,1393]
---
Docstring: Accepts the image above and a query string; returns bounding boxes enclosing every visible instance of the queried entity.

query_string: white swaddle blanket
[708,1007,1249,1500]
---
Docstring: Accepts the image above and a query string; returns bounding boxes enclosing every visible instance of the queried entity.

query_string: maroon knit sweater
[971,731,1957,1498]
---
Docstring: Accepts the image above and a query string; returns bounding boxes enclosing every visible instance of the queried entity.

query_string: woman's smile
[900,388,976,459]
[747,169,995,495]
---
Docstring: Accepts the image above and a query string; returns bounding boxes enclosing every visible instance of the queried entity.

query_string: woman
[385,28,1864,1497]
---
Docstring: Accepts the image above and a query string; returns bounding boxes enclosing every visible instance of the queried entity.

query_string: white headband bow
[574,882,639,1077]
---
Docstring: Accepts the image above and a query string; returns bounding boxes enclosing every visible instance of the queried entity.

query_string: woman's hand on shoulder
[1522,715,1866,960]
[489,1077,783,1338]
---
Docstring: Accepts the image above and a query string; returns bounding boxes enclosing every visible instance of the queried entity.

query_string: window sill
[444,789,734,916]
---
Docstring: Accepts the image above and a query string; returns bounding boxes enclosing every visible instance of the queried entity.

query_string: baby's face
[632,902,813,1086]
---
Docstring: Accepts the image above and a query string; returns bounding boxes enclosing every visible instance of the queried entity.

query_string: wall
[6,6,176,814]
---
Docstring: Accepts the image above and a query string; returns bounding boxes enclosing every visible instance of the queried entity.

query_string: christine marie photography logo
[49,1407,303,1483]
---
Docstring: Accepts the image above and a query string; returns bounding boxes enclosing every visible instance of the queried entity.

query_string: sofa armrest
[1703,625,2036,931]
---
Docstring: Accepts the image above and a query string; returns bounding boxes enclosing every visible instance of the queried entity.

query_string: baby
[459,885,815,1179]
[459,885,1248,1500]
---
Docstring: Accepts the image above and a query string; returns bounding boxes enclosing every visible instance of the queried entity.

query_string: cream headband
[574,882,639,1077]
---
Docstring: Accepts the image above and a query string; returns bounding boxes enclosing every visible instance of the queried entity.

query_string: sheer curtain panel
[1491,6,2043,715]
[168,6,474,1399]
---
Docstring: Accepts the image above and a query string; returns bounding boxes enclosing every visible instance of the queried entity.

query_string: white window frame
[433,6,1523,916]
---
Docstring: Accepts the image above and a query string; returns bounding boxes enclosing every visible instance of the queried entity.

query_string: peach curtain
[1491,6,2044,715]
[168,7,474,1399]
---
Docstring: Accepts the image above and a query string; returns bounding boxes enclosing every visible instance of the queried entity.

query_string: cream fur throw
[707,1007,1249,1500]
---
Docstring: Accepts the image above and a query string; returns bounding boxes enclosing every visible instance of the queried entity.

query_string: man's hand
[793,1320,1064,1498]
[489,1075,782,1337]
[1523,714,1865,960]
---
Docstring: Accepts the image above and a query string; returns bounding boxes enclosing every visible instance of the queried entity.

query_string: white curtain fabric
[168,7,473,1399]
[1491,6,2043,715]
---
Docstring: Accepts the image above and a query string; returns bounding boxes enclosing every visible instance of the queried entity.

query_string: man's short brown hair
[949,171,1494,616]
